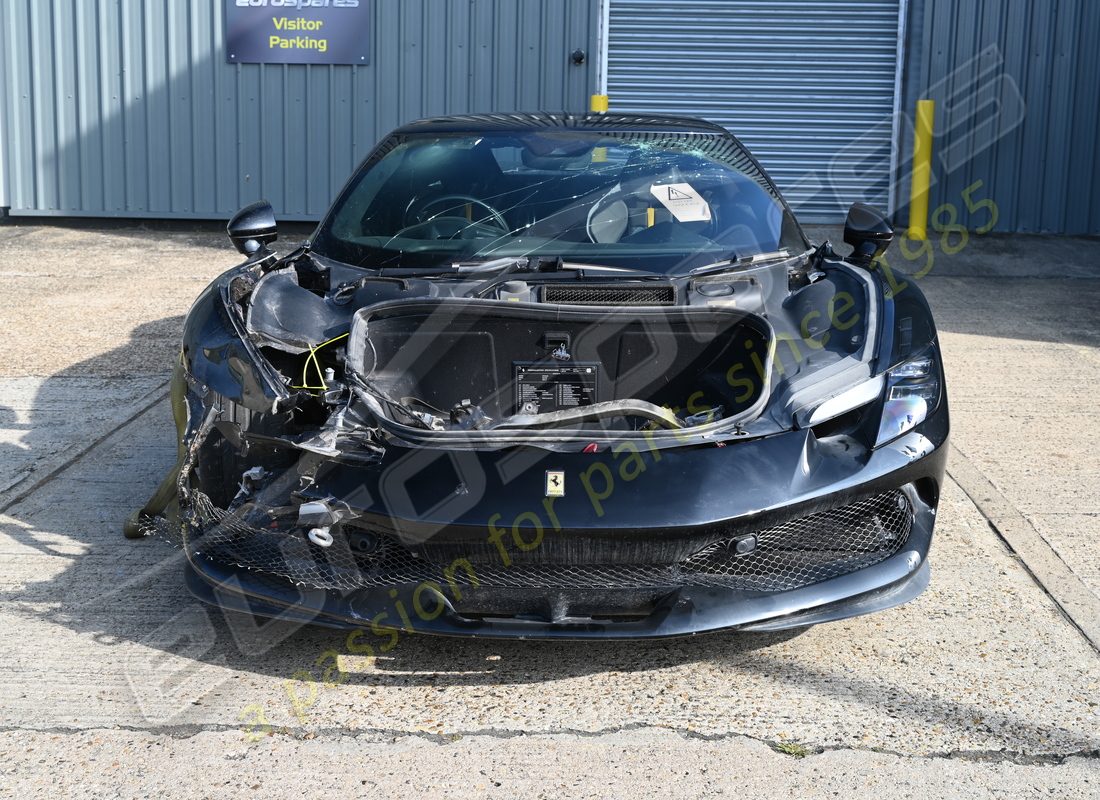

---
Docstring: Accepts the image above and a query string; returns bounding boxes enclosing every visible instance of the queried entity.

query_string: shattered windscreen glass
[311,129,809,273]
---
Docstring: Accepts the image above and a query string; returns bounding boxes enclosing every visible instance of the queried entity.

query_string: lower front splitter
[184,490,934,639]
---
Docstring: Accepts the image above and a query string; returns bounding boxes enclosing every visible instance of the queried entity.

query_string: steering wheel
[406,194,509,231]
[393,216,509,241]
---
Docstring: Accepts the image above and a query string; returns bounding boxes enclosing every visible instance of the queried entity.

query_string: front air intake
[542,283,676,306]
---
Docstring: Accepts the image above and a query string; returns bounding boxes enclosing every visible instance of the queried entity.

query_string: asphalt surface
[1,222,1098,797]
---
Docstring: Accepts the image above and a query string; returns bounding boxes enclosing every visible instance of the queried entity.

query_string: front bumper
[186,505,932,638]
[183,408,948,638]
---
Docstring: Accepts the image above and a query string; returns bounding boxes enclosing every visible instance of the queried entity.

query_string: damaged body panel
[131,112,948,638]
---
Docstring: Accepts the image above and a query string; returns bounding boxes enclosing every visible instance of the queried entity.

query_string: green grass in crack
[774,742,811,758]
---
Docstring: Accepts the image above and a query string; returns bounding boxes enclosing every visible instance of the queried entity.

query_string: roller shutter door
[607,0,902,222]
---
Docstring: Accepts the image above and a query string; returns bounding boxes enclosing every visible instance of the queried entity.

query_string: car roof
[392,111,731,136]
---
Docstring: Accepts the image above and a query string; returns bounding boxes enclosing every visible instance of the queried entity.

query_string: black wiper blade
[564,263,656,276]
[450,256,530,274]
[446,255,572,274]
[372,256,531,279]
[682,249,796,278]
[466,262,660,298]
[452,255,665,277]
[459,257,566,300]
[380,257,658,286]
[683,258,740,278]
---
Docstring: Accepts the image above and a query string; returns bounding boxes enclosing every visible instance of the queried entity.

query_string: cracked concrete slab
[0,376,168,501]
[0,224,237,509]
[928,279,1100,609]
[947,443,1100,649]
[1,727,1097,799]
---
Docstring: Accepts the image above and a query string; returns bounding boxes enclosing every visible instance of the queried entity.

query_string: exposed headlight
[803,374,885,427]
[876,350,940,446]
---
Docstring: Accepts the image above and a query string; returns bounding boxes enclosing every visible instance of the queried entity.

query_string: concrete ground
[1,222,1098,797]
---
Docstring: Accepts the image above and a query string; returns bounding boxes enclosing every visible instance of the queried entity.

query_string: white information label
[649,182,711,222]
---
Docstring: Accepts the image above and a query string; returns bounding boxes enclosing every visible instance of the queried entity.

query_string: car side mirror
[227,200,278,256]
[843,202,893,263]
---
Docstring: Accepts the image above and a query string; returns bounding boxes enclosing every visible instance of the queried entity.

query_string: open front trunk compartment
[346,299,774,436]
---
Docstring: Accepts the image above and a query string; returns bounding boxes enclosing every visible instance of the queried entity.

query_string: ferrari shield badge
[545,470,565,498]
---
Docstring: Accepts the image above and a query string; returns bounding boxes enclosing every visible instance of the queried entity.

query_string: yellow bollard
[590,94,609,113]
[908,99,935,241]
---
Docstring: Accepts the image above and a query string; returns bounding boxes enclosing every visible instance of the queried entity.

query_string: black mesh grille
[165,490,914,595]
[678,490,914,591]
[542,283,676,306]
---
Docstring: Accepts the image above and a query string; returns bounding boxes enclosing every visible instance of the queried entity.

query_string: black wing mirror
[227,200,278,256]
[843,202,893,263]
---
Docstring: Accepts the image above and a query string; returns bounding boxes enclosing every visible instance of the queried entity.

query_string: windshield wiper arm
[375,256,532,279]
[466,261,660,298]
[450,256,530,274]
[682,250,796,278]
[450,255,574,274]
[455,256,664,276]
[462,256,570,298]
[565,263,649,274]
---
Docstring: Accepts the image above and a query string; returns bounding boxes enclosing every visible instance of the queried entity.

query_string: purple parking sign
[226,0,371,65]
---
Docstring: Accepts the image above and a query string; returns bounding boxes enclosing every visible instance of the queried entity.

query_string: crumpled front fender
[182,269,292,412]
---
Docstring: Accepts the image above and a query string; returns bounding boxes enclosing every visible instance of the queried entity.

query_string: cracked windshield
[313,130,810,273]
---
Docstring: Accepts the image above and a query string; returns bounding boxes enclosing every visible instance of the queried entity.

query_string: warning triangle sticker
[649,182,711,222]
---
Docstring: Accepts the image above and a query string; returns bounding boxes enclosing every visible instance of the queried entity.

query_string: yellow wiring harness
[292,332,349,392]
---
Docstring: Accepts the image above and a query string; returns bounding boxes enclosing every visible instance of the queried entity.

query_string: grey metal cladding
[911,0,1100,234]
[7,0,1094,233]
[606,0,903,223]
[0,0,598,220]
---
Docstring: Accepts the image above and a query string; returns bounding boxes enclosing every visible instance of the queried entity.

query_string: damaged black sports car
[128,112,948,638]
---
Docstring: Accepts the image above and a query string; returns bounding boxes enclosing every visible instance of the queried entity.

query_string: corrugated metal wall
[0,0,597,220]
[606,0,903,222]
[910,0,1100,233]
[0,16,8,210]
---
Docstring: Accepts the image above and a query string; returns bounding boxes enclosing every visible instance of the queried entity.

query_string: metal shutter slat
[608,0,901,221]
